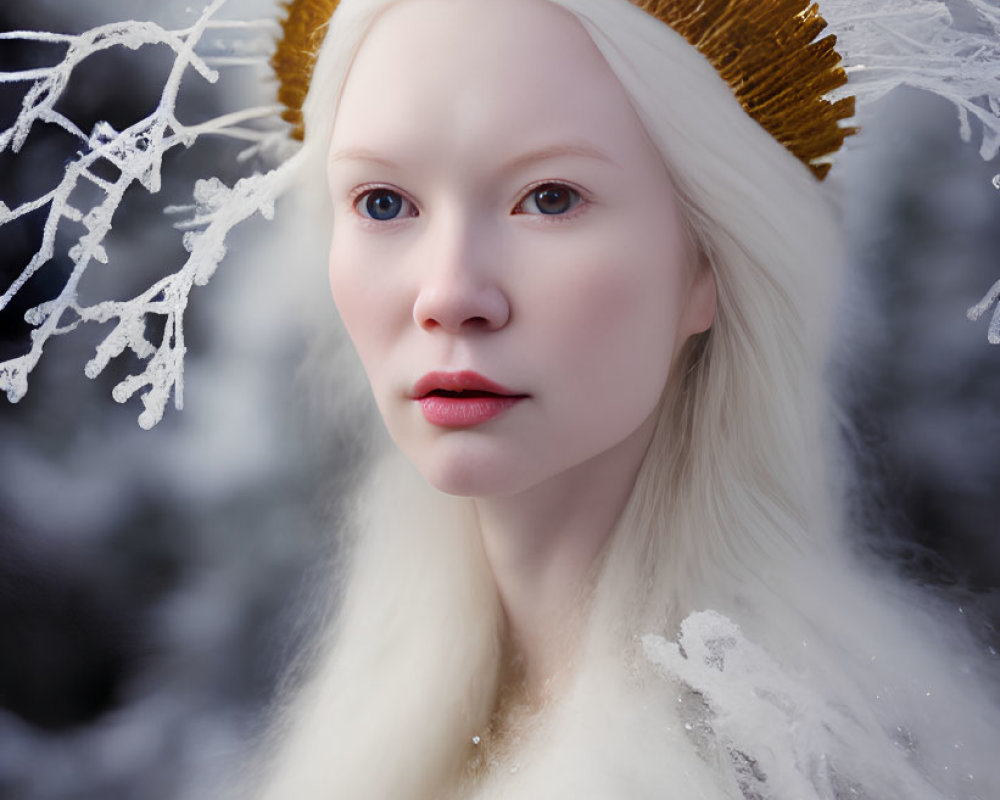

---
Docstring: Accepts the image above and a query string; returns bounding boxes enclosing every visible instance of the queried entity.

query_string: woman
[248,0,1000,797]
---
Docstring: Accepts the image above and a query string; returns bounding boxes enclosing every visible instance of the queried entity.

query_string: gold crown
[271,0,856,179]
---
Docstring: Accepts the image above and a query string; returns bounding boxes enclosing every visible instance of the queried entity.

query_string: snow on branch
[0,0,299,427]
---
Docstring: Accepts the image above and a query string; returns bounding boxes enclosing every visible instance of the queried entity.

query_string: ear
[682,260,717,336]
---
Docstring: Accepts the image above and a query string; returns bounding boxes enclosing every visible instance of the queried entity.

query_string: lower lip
[416,395,523,428]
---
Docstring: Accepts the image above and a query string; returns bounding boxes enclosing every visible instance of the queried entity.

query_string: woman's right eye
[354,188,416,221]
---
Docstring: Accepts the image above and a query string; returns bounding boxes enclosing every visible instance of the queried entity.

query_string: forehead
[329,0,653,165]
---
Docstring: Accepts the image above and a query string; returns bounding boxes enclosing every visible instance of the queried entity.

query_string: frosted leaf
[644,611,944,800]
[0,0,294,427]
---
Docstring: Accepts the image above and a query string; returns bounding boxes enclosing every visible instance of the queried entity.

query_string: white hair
[246,1,1000,798]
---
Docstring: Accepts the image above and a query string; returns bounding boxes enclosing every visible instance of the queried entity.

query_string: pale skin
[326,0,716,699]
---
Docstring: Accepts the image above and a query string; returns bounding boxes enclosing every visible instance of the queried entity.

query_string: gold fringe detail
[271,0,857,178]
[633,0,857,179]
[271,0,341,141]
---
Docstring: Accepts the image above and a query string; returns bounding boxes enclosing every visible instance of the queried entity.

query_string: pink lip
[411,370,528,428]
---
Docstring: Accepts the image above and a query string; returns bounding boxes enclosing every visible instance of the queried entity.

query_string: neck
[473,413,656,701]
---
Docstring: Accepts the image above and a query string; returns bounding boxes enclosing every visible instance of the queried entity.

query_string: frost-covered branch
[824,0,1000,343]
[0,0,297,427]
[826,0,1000,159]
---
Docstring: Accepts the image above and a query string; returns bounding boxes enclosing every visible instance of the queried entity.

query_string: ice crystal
[0,0,301,428]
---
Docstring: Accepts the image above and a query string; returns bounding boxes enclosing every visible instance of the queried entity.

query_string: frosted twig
[177,104,286,138]
[967,279,1000,345]
[0,31,78,44]
[0,0,299,427]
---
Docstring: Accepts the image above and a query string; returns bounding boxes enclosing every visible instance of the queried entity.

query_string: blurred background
[0,1,998,799]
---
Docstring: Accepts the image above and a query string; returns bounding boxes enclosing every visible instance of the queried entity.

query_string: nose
[412,226,510,334]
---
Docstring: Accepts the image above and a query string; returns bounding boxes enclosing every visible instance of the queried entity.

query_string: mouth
[411,371,526,400]
[424,389,512,399]
[411,371,528,428]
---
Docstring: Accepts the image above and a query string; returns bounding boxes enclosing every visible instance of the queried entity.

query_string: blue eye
[516,183,582,216]
[356,189,414,221]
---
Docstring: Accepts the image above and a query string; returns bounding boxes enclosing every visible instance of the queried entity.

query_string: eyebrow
[501,142,618,172]
[327,142,617,172]
[328,147,400,169]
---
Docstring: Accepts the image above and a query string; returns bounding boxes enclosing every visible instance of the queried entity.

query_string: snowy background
[0,1,998,799]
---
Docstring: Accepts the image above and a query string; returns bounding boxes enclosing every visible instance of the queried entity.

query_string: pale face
[326,0,715,497]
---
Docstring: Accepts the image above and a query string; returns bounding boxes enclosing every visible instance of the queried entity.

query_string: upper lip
[410,370,526,399]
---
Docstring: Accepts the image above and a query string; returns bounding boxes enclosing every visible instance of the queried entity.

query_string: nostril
[413,290,510,333]
[421,315,492,331]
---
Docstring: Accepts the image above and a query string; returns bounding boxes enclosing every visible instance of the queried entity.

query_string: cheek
[537,229,688,404]
[327,238,407,388]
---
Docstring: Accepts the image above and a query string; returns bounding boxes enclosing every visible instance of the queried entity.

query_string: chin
[409,447,538,499]
[417,460,508,498]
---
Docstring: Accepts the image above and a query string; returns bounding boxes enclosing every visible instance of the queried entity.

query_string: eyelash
[348,181,588,225]
[350,184,418,226]
[513,181,587,220]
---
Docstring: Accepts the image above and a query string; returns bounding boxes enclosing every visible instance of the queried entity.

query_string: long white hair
[246,1,1000,798]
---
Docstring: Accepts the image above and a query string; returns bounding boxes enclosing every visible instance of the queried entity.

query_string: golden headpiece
[271,0,857,180]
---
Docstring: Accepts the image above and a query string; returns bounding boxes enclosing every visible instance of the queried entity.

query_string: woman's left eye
[515,183,583,216]
[354,188,416,221]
